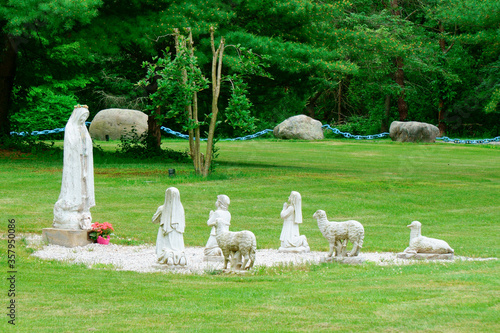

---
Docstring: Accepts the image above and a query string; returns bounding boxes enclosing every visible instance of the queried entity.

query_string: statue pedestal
[42,228,93,248]
[321,256,366,265]
[152,264,187,271]
[397,252,454,260]
[203,256,224,263]
[223,268,250,274]
[278,246,311,253]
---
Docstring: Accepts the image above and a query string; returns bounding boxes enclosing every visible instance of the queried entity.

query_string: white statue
[53,105,95,230]
[279,191,310,253]
[204,194,231,257]
[152,187,187,266]
[404,221,454,254]
[313,210,365,258]
[209,218,256,271]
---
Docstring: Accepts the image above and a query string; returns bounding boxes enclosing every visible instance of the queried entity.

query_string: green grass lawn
[1,139,499,332]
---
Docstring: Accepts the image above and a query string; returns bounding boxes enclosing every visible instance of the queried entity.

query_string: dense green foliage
[1,0,103,133]
[2,0,499,137]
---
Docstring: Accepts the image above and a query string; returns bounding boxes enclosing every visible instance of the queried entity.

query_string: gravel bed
[24,235,496,275]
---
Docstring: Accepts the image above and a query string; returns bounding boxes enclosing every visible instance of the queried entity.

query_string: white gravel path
[25,235,496,275]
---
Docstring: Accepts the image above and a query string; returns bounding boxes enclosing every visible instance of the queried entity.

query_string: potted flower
[89,222,114,245]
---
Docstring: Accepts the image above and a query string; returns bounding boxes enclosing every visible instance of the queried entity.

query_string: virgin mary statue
[152,187,187,266]
[53,105,95,230]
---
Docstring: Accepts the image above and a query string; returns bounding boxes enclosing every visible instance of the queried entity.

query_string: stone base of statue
[278,245,310,253]
[397,252,454,260]
[152,264,187,271]
[204,255,224,263]
[223,267,250,274]
[42,228,93,248]
[321,255,366,265]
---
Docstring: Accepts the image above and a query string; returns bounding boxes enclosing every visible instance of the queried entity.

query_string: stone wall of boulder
[389,121,439,143]
[89,109,148,141]
[273,115,324,140]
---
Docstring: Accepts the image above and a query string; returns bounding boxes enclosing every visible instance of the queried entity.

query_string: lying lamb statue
[404,221,454,254]
[313,210,364,258]
[209,218,256,271]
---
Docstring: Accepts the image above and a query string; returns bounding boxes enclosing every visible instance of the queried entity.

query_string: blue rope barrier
[436,136,500,144]
[160,126,274,141]
[160,127,190,140]
[9,122,499,144]
[220,129,274,141]
[10,122,91,137]
[322,124,390,139]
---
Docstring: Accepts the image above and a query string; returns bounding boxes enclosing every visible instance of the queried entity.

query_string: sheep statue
[399,221,454,259]
[209,218,256,271]
[313,210,365,258]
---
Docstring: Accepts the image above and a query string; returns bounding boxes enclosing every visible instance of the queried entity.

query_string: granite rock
[389,121,439,143]
[273,115,324,140]
[89,108,148,141]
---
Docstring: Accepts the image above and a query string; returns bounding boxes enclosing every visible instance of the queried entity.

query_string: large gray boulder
[273,115,324,140]
[89,109,148,141]
[389,121,440,143]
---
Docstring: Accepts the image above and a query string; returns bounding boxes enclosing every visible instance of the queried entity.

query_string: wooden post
[203,27,225,176]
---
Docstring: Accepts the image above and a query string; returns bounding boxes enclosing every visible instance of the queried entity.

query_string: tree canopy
[2,0,499,140]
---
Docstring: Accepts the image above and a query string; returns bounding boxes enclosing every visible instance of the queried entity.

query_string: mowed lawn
[1,139,499,332]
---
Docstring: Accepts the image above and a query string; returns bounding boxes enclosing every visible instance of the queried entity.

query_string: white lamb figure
[404,221,454,254]
[209,218,256,271]
[313,210,365,258]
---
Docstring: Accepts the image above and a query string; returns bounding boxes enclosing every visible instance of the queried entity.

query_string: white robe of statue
[204,195,231,257]
[152,187,187,266]
[279,191,310,253]
[53,105,95,230]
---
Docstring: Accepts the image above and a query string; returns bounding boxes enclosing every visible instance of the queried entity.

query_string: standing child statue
[279,191,310,253]
[53,105,95,230]
[152,187,187,266]
[204,195,231,258]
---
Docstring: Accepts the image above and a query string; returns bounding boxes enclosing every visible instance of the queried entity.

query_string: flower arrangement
[89,222,114,242]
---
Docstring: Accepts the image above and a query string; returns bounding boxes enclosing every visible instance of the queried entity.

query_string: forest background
[1,0,499,141]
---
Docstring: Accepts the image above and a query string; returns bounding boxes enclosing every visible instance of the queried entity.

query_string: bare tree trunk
[305,90,324,118]
[203,27,225,177]
[333,77,352,124]
[193,89,203,172]
[186,29,203,174]
[0,30,17,137]
[174,29,203,173]
[147,106,162,149]
[187,30,203,174]
[143,69,162,150]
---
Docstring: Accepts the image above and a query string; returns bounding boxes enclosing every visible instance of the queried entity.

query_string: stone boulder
[273,115,324,140]
[389,121,439,143]
[89,109,148,141]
